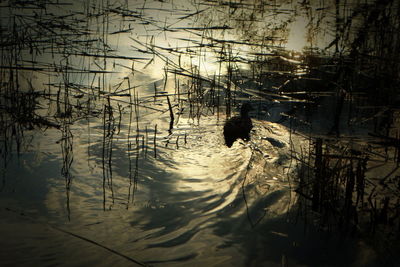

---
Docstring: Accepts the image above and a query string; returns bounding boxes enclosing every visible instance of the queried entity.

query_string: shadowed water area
[1,0,400,266]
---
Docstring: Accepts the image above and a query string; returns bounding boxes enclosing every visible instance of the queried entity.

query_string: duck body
[223,103,253,147]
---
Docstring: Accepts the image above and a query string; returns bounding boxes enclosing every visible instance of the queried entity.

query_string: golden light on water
[286,16,308,52]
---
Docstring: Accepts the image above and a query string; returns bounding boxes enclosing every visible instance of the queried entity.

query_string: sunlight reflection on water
[1,0,385,265]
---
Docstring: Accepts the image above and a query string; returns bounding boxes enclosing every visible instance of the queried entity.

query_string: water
[0,107,382,266]
[0,0,395,266]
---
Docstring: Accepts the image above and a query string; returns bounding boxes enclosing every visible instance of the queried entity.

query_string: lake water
[0,0,393,266]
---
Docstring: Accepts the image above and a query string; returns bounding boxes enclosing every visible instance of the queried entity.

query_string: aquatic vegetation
[0,0,400,265]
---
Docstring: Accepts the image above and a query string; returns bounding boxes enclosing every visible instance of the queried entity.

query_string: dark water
[0,0,395,266]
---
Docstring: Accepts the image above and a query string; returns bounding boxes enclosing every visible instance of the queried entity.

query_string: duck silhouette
[223,103,253,147]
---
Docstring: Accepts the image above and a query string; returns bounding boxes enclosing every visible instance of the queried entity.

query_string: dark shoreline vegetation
[1,0,400,265]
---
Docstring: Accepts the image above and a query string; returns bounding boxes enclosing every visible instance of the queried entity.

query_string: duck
[223,103,253,147]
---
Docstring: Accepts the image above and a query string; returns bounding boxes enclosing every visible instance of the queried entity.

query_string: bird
[223,103,253,147]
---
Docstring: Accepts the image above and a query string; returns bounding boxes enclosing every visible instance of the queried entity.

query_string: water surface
[0,0,390,266]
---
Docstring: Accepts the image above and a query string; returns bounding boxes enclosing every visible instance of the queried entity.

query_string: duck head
[240,102,253,117]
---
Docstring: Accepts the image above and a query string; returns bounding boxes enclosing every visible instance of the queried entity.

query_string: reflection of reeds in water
[102,96,116,210]
[166,95,174,134]
[60,123,73,220]
[127,84,140,207]
[1,1,400,259]
[294,137,400,240]
[154,124,157,158]
[124,81,160,208]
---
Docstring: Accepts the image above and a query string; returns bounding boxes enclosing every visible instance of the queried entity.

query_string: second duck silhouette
[223,103,253,147]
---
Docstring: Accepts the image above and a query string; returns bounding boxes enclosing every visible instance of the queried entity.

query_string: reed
[293,137,400,242]
[1,0,400,261]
